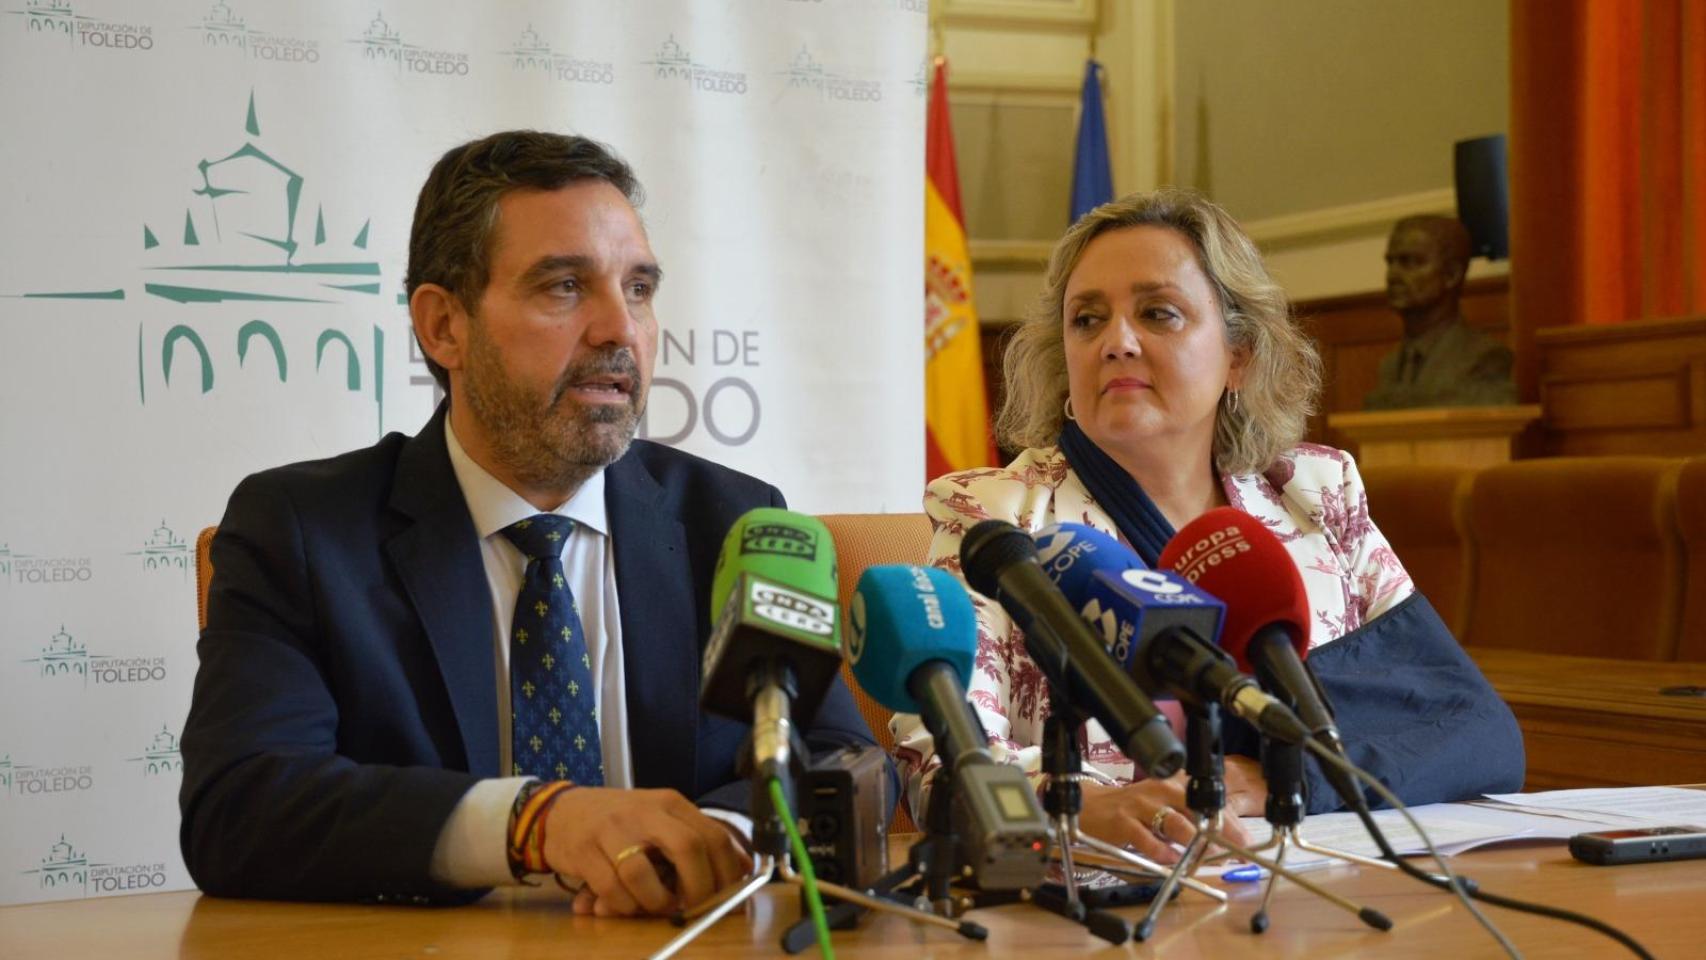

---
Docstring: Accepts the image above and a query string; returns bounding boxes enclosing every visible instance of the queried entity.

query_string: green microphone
[709,507,839,629]
[701,509,843,790]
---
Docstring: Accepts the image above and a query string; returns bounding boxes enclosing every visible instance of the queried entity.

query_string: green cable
[769,777,835,960]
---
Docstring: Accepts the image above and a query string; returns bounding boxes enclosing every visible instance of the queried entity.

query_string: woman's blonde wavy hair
[995,188,1320,476]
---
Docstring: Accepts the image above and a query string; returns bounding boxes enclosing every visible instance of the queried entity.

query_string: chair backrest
[1360,465,1476,638]
[819,512,933,832]
[1462,457,1684,659]
[195,526,217,631]
[1676,458,1706,661]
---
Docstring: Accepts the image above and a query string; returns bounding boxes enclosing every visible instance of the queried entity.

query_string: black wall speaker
[1455,134,1509,260]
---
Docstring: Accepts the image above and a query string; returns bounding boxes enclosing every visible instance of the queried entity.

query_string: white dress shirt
[427,423,747,888]
[428,422,633,886]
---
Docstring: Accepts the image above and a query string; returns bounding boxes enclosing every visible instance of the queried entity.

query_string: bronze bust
[1364,215,1515,410]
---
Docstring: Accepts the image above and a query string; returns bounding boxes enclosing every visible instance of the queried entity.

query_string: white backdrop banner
[0,0,924,906]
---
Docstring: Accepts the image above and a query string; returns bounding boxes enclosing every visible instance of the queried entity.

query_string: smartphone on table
[1568,825,1706,866]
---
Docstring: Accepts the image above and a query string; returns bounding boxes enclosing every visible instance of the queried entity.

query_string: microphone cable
[1303,741,1656,960]
[771,777,836,960]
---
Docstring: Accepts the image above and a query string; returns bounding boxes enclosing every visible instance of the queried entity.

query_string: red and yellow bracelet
[507,779,578,881]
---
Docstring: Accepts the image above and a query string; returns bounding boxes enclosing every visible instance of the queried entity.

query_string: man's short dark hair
[406,131,643,391]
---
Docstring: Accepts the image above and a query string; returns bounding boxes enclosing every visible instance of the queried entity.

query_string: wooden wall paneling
[1296,276,1510,443]
[1537,315,1706,456]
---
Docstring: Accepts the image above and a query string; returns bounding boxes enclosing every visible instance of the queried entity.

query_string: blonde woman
[894,190,1522,864]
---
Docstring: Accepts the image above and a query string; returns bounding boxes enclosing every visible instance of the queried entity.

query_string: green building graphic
[22,836,101,893]
[647,36,692,79]
[127,520,190,576]
[129,725,183,776]
[23,626,87,679]
[13,0,75,38]
[353,11,405,65]
[197,0,243,47]
[5,88,395,430]
[506,24,551,71]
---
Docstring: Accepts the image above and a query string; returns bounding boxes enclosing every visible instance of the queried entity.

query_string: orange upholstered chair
[1461,457,1684,660]
[1360,465,1477,638]
[1676,458,1706,662]
[195,526,217,631]
[819,512,933,832]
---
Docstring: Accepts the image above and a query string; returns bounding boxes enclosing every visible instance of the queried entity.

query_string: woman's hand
[1077,756,1269,862]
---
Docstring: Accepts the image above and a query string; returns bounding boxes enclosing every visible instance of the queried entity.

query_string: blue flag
[1071,59,1113,222]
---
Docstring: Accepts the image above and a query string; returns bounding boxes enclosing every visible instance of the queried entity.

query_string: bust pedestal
[1327,404,1541,468]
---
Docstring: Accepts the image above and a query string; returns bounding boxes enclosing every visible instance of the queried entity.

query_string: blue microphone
[1038,525,1309,744]
[1033,521,1146,593]
[847,564,1048,889]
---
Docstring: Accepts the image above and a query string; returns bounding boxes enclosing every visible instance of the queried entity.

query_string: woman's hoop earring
[1226,389,1241,416]
[1063,396,1077,421]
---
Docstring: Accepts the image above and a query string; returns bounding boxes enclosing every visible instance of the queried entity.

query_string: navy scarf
[1057,419,1175,566]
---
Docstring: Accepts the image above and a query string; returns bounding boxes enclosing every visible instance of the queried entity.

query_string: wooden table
[3,833,1701,959]
[1467,648,1706,790]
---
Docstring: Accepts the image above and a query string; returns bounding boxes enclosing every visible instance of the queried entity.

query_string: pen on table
[1222,865,1265,883]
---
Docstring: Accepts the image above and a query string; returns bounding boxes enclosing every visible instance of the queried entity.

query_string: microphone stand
[1244,733,1397,934]
[969,692,1225,944]
[775,749,988,952]
[1134,702,1393,942]
[964,693,1131,944]
[649,678,980,960]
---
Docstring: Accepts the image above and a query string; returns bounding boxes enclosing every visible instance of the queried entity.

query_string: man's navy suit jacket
[179,407,881,903]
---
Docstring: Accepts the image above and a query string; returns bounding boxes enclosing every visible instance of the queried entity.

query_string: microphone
[710,506,839,621]
[701,509,843,786]
[958,520,1184,779]
[847,564,1048,890]
[1160,508,1359,801]
[1160,510,1340,744]
[1038,523,1310,745]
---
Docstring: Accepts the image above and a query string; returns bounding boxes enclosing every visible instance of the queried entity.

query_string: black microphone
[959,520,1184,779]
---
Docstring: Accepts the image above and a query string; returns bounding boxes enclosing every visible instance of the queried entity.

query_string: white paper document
[1479,786,1706,827]
[1233,802,1584,872]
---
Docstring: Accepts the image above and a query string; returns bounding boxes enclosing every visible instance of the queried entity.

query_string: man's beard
[462,326,645,493]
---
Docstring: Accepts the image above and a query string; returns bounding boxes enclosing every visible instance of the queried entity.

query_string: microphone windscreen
[1159,507,1310,670]
[710,507,838,623]
[1033,522,1146,601]
[847,565,977,715]
[959,519,1036,599]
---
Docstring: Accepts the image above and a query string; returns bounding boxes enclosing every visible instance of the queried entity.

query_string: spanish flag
[924,58,996,481]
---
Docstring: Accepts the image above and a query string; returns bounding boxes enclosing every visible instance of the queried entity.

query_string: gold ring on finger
[612,843,649,867]
[1149,807,1171,839]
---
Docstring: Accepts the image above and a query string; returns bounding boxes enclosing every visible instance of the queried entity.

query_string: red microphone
[1162,508,1363,809]
[1158,507,1310,673]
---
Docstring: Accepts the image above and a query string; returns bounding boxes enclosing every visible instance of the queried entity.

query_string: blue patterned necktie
[502,515,603,785]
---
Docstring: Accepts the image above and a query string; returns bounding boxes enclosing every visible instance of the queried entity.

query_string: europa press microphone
[846,564,1049,890]
[701,508,843,849]
[1159,508,1361,804]
[1036,523,1310,745]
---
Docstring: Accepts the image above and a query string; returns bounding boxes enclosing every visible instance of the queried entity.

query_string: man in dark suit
[179,131,882,916]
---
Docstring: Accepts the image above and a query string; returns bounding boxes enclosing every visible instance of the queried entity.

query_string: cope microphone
[1159,509,1351,774]
[701,509,843,787]
[958,520,1184,779]
[1038,523,1310,745]
[847,564,1048,890]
